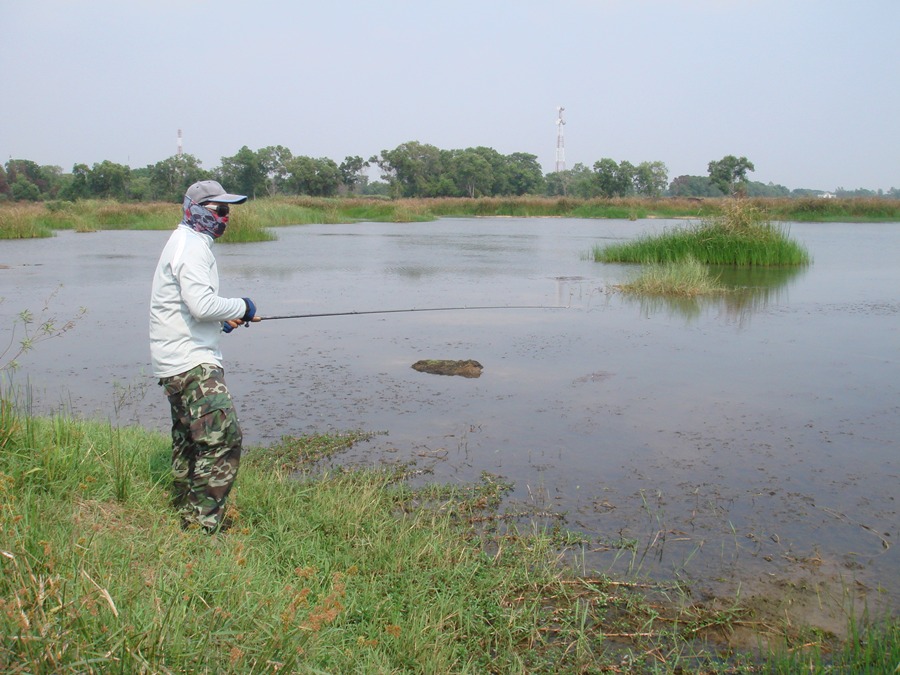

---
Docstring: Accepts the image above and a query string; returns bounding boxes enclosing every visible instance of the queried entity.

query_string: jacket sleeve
[175,245,245,322]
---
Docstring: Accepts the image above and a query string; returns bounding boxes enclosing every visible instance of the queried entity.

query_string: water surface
[2,218,897,618]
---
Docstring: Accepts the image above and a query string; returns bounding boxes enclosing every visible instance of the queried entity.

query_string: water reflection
[619,264,809,323]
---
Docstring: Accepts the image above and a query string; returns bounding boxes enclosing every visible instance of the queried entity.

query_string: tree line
[1,144,896,203]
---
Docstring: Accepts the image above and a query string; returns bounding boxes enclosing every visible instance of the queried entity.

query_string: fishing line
[258,305,565,321]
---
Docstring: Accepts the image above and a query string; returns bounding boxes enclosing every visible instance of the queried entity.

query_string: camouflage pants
[159,363,242,531]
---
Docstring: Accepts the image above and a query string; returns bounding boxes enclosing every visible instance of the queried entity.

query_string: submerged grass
[1,398,898,673]
[616,257,729,297]
[593,199,812,267]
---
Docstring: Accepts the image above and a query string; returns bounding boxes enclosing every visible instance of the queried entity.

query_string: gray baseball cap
[185,180,248,204]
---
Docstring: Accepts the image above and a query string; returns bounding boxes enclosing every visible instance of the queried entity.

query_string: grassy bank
[2,196,898,241]
[1,398,898,672]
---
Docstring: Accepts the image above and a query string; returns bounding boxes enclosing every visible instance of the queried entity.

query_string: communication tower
[177,129,183,157]
[555,107,566,172]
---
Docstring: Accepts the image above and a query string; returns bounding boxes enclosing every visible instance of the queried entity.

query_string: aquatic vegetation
[0,205,53,239]
[593,199,812,266]
[615,257,728,297]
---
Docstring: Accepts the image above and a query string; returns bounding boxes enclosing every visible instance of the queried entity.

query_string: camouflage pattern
[159,363,242,532]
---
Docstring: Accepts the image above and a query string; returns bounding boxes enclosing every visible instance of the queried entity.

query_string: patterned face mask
[181,195,228,239]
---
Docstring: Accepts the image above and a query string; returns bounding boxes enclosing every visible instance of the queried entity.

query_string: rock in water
[411,359,483,378]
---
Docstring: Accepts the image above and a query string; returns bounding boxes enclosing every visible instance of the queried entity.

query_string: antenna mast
[177,129,183,157]
[555,107,566,172]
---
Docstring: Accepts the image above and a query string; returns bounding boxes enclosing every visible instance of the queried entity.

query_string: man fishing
[149,180,258,533]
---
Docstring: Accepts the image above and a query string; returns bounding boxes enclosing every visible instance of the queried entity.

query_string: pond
[2,217,898,625]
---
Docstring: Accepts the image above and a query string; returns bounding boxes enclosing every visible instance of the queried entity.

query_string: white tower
[177,129,183,157]
[555,107,566,172]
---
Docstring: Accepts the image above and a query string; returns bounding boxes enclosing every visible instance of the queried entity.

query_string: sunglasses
[203,203,230,218]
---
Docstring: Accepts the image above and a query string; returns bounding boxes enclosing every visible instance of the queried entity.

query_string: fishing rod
[257,305,565,321]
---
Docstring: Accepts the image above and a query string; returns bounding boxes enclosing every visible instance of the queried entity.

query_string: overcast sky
[3,0,898,191]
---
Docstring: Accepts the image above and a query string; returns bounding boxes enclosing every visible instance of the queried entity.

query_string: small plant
[1,287,87,371]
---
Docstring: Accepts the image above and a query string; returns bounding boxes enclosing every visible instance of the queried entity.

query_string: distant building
[819,192,836,199]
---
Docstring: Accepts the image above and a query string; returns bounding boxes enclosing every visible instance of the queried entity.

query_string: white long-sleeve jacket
[149,224,247,378]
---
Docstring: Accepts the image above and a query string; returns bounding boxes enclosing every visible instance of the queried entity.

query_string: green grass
[615,257,729,297]
[593,200,812,267]
[2,395,898,673]
[0,206,54,239]
[2,196,897,241]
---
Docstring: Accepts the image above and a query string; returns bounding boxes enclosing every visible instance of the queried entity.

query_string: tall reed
[0,206,53,239]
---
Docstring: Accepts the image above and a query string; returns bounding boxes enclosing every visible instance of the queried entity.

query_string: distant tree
[284,156,341,196]
[669,175,723,198]
[567,164,598,198]
[835,186,878,198]
[744,181,789,198]
[373,141,445,198]
[5,159,55,199]
[218,146,267,199]
[257,145,293,196]
[707,155,755,196]
[505,152,544,195]
[593,158,635,197]
[11,176,41,201]
[468,147,510,195]
[361,180,390,197]
[633,161,669,198]
[87,160,131,199]
[615,160,636,197]
[148,154,209,202]
[448,148,493,197]
[338,155,368,194]
[66,164,92,200]
[0,164,9,200]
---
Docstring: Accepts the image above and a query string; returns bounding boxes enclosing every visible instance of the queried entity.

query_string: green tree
[284,156,341,196]
[469,147,509,195]
[148,154,209,202]
[218,146,266,199]
[590,159,636,197]
[0,164,9,200]
[744,181,789,198]
[633,161,669,197]
[707,155,755,196]
[338,156,368,194]
[372,142,445,198]
[449,149,493,198]
[11,176,41,201]
[86,160,131,199]
[61,164,92,200]
[546,163,595,198]
[257,145,293,196]
[669,175,723,197]
[5,159,55,199]
[505,152,544,196]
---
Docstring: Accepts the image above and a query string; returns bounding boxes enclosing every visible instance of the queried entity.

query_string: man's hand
[222,316,260,333]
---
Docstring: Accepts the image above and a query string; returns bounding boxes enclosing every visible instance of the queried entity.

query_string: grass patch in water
[616,257,728,297]
[593,199,812,267]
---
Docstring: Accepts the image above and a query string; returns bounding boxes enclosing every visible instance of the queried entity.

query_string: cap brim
[205,193,248,204]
